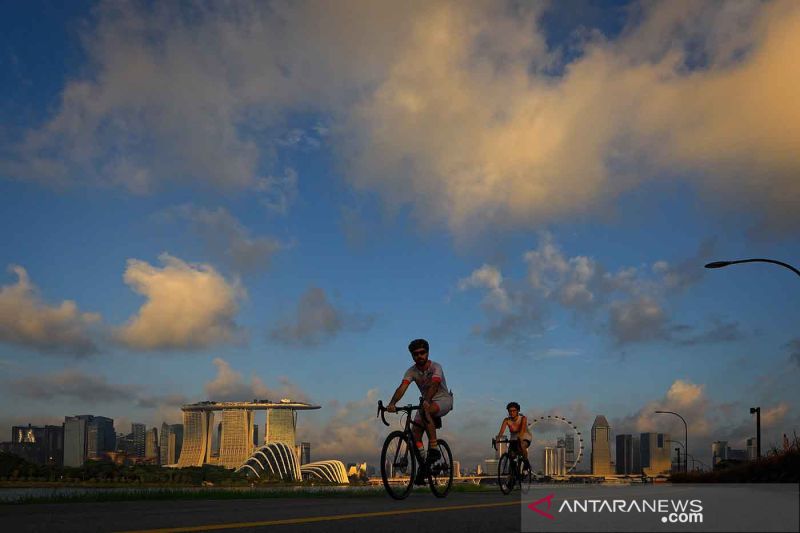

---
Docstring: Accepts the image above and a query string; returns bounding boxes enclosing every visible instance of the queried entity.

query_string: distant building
[565,434,575,465]
[265,409,296,447]
[728,448,747,461]
[145,427,159,463]
[132,423,146,458]
[711,441,728,466]
[453,460,461,477]
[10,424,63,466]
[616,434,637,474]
[64,415,114,466]
[591,415,612,475]
[296,442,311,465]
[640,433,670,476]
[746,438,757,461]
[167,425,184,465]
[544,446,566,476]
[484,458,498,477]
[160,423,170,465]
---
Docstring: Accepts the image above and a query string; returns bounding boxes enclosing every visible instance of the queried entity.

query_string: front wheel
[428,440,453,498]
[498,453,515,495]
[380,431,416,500]
[520,460,534,494]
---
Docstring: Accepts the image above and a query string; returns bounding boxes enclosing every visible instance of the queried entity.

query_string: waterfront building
[132,423,146,458]
[590,415,612,475]
[640,432,670,476]
[544,446,566,476]
[712,440,728,466]
[145,427,159,463]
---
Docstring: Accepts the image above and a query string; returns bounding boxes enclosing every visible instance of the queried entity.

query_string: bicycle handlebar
[377,398,430,427]
[492,437,510,450]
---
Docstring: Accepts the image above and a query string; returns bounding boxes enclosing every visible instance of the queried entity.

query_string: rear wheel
[520,459,534,494]
[380,431,416,500]
[498,453,515,495]
[427,440,453,498]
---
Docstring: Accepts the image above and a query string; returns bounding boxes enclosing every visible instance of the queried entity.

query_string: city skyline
[1,0,798,470]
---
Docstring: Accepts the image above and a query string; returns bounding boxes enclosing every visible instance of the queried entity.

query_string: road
[0,491,522,532]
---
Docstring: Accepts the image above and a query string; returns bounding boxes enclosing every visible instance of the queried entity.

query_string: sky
[0,0,798,470]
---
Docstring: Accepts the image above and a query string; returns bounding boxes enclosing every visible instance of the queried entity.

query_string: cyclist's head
[408,338,429,366]
[506,402,521,413]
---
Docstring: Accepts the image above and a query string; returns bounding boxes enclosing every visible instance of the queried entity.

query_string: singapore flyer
[529,415,584,473]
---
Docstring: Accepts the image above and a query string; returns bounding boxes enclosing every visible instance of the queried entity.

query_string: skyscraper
[132,423,146,458]
[591,415,612,475]
[565,434,575,465]
[167,424,184,465]
[63,416,89,467]
[712,440,728,466]
[746,437,757,461]
[87,417,115,460]
[160,423,170,465]
[640,432,671,475]
[64,415,114,466]
[145,427,159,463]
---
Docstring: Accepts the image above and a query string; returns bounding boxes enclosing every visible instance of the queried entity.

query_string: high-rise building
[616,434,643,474]
[711,441,728,466]
[265,409,297,447]
[10,424,62,465]
[544,446,566,476]
[590,415,612,475]
[167,424,184,465]
[296,442,311,465]
[145,427,159,463]
[160,423,171,465]
[43,425,64,466]
[132,423,146,458]
[63,416,90,467]
[565,434,575,465]
[639,433,670,476]
[218,409,255,468]
[746,438,757,461]
[453,460,461,477]
[87,417,115,460]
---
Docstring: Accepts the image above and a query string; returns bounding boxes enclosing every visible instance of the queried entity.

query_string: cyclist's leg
[521,439,532,469]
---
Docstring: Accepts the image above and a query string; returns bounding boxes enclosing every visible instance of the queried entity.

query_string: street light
[704,258,800,278]
[655,410,688,473]
[750,407,761,460]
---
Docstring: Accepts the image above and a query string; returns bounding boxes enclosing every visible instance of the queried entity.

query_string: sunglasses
[411,350,428,357]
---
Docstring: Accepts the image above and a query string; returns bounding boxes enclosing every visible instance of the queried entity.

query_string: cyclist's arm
[387,381,410,410]
[496,418,508,439]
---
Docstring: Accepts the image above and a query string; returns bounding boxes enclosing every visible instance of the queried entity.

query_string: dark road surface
[0,491,523,532]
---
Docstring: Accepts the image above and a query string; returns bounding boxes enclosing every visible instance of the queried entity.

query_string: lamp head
[705,261,731,269]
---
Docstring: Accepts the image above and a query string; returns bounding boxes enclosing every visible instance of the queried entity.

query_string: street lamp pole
[705,259,800,278]
[656,410,688,473]
[750,407,761,460]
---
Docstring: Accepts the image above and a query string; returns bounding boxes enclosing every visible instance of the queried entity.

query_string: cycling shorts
[413,394,453,425]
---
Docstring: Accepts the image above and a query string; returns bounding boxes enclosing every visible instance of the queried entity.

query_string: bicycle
[377,398,454,500]
[492,437,533,495]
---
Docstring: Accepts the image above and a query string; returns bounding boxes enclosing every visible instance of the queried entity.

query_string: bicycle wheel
[498,453,515,495]
[380,431,416,500]
[427,440,453,498]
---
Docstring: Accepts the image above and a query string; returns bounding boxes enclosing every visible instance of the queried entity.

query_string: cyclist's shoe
[426,447,441,464]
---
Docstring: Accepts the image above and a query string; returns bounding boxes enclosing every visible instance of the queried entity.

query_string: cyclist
[386,338,454,469]
[496,402,532,471]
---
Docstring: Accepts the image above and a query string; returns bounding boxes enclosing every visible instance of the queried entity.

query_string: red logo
[528,493,556,520]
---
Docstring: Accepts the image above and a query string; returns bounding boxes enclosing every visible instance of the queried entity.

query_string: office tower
[167,424,184,465]
[160,423,170,465]
[640,433,671,475]
[218,409,255,468]
[591,415,612,475]
[746,438,757,461]
[565,434,575,465]
[453,460,461,478]
[145,427,159,462]
[87,417,115,460]
[711,441,728,466]
[63,416,90,467]
[296,442,311,465]
[132,423,146,458]
[43,425,64,466]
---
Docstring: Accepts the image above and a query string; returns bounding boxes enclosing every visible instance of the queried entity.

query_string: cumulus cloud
[0,265,100,356]
[460,233,726,347]
[3,1,799,235]
[162,205,281,275]
[204,357,309,403]
[8,369,140,402]
[270,287,375,347]
[116,254,244,350]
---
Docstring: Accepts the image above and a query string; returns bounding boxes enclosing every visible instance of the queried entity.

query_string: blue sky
[1,0,798,469]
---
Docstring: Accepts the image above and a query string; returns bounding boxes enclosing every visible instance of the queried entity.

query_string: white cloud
[458,264,510,312]
[4,1,799,235]
[116,254,244,350]
[204,358,309,403]
[0,265,100,356]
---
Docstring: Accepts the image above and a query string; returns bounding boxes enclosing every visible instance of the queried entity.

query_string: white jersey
[402,360,451,404]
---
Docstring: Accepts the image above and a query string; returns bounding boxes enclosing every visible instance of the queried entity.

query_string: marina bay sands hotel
[176,399,320,468]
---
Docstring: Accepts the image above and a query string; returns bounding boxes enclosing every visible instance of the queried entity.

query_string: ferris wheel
[529,414,584,473]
